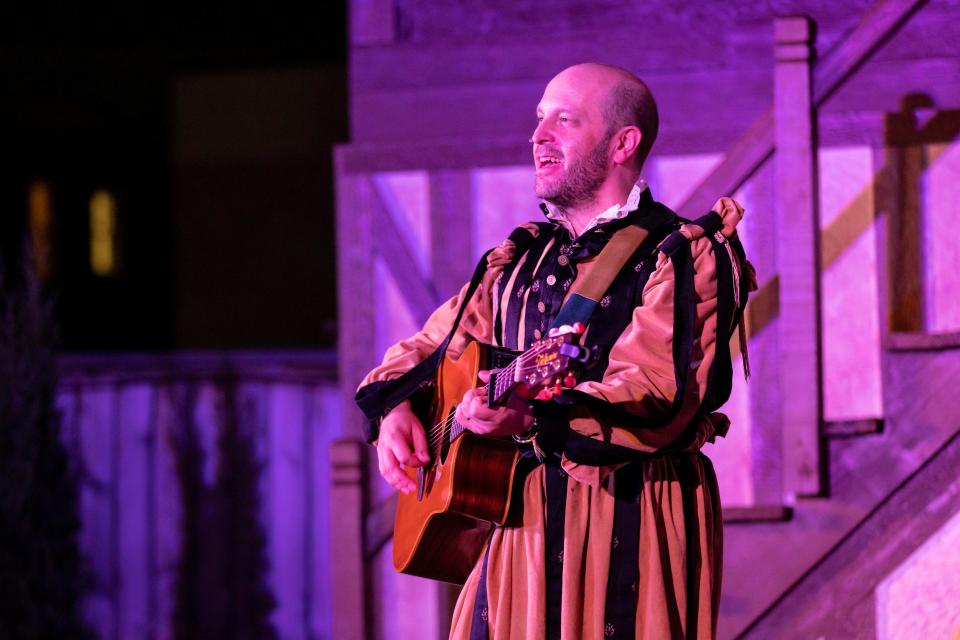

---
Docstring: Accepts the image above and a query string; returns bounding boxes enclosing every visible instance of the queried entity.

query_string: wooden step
[823,417,884,438]
[724,505,792,524]
[887,331,960,352]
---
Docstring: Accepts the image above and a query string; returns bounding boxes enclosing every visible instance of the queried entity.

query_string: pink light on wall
[876,508,960,639]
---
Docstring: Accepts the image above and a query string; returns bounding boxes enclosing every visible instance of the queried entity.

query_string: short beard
[537,132,612,211]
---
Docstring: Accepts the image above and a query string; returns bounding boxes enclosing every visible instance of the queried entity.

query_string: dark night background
[1,12,348,350]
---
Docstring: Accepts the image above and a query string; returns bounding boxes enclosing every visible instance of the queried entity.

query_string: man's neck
[557,201,602,238]
[556,171,642,236]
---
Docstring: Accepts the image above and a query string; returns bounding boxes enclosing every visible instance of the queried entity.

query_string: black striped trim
[545,464,567,640]
[468,542,492,640]
[602,463,642,639]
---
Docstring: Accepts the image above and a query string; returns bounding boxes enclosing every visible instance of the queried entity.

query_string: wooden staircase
[665,1,959,635]
[721,333,960,638]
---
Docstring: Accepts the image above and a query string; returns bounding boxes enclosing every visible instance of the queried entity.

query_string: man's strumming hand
[376,401,430,494]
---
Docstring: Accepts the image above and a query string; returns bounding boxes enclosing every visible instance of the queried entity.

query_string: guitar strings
[423,346,548,450]
[424,343,549,449]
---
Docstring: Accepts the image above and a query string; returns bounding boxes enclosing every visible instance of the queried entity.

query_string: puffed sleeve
[555,236,734,486]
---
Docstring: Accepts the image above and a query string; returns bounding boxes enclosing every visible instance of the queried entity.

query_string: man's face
[532,70,612,209]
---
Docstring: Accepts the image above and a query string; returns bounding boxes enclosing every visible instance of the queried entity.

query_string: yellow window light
[89,189,118,276]
[28,180,53,281]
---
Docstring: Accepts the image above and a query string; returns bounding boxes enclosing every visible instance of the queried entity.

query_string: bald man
[359,63,750,639]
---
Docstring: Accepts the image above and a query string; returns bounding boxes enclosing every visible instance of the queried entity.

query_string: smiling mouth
[536,154,562,170]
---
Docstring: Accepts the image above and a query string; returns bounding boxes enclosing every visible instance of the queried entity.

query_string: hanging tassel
[738,318,752,381]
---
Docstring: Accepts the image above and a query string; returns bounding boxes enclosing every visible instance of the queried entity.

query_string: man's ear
[612,126,642,166]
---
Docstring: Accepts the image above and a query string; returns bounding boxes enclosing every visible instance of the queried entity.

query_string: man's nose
[530,120,553,144]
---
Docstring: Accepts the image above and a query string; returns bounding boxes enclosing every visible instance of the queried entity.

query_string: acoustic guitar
[392,326,591,584]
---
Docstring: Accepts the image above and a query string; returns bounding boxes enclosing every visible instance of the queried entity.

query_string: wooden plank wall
[56,352,341,640]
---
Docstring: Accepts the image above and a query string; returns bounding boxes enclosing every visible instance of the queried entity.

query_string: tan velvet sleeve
[358,268,499,389]
[562,236,730,484]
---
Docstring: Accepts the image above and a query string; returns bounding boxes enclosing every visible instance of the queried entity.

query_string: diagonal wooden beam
[813,0,930,106]
[368,175,441,326]
[678,0,929,217]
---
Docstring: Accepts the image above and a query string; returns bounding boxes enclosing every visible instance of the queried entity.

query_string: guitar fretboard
[445,357,518,445]
[491,357,519,406]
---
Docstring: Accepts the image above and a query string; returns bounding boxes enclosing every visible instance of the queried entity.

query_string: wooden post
[335,153,379,443]
[774,16,823,498]
[333,150,376,639]
[330,439,368,640]
[882,102,927,332]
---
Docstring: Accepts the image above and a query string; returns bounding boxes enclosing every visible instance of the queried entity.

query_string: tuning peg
[549,324,574,337]
[563,374,577,388]
[551,383,563,396]
[535,388,554,401]
[547,322,586,338]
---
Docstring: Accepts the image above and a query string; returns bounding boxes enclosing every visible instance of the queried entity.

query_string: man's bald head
[550,63,659,170]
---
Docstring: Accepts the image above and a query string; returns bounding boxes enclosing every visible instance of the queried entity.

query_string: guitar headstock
[513,323,587,401]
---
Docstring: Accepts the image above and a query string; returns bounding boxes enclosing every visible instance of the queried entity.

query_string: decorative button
[562,278,572,290]
[634,262,642,272]
[516,284,525,299]
[560,244,571,255]
[538,301,546,313]
[600,295,611,308]
[531,280,540,292]
[534,329,542,339]
[558,255,569,266]
[546,275,557,286]
[604,622,615,637]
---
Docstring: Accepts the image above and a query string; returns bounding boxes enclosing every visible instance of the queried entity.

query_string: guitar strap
[550,224,650,330]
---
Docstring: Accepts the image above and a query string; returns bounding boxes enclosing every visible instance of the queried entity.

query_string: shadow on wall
[172,377,277,640]
[742,93,960,346]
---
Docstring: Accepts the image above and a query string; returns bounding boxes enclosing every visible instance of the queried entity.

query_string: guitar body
[392,341,521,584]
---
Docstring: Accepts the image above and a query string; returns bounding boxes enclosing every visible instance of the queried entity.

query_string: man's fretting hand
[376,401,430,494]
[455,371,535,438]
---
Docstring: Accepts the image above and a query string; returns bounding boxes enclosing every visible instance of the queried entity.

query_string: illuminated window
[89,190,118,277]
[28,180,54,281]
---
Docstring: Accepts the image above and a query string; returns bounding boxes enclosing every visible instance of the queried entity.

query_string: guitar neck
[441,358,517,445]
[489,356,520,407]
